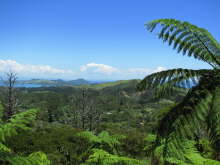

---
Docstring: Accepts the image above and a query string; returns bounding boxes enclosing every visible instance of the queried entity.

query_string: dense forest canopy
[0,74,186,164]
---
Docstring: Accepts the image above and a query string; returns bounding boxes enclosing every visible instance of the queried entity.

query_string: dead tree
[68,89,103,131]
[1,71,18,120]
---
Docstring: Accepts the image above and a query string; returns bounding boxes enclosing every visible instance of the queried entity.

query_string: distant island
[0,78,110,88]
[19,78,107,87]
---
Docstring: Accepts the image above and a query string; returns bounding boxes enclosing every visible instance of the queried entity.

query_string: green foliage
[198,138,215,158]
[2,80,187,164]
[137,68,208,97]
[7,152,50,165]
[0,109,50,165]
[82,80,140,90]
[81,149,145,165]
[138,18,220,163]
[98,131,126,152]
[143,134,157,155]
[0,109,37,142]
[0,143,11,152]
[0,103,4,122]
[120,131,147,158]
[144,135,220,165]
[0,69,195,164]
[77,131,125,154]
[78,131,102,143]
[7,122,88,165]
[166,140,220,165]
[146,19,220,67]
[77,131,146,165]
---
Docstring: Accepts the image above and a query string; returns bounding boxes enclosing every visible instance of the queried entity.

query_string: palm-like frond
[159,84,212,153]
[0,109,50,165]
[147,70,220,161]
[7,152,50,165]
[77,131,126,154]
[139,18,220,161]
[206,87,220,153]
[166,140,220,165]
[157,78,212,138]
[146,19,220,67]
[154,71,220,158]
[0,109,37,143]
[137,68,209,96]
[81,149,145,165]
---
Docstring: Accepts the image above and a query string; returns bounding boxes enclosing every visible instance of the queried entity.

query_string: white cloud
[0,60,74,75]
[127,68,151,75]
[152,66,166,73]
[80,63,167,79]
[127,66,166,75]
[0,60,166,79]
[80,63,120,75]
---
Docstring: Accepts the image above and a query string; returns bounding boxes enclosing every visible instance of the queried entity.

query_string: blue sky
[0,0,219,80]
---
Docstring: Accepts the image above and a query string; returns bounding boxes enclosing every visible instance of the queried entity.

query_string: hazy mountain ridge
[1,78,140,88]
[19,78,91,86]
[0,78,102,87]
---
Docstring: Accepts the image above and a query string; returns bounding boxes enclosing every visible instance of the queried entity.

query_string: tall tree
[137,19,220,160]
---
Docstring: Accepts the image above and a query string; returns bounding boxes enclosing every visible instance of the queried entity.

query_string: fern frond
[166,140,220,165]
[0,143,11,153]
[0,109,38,143]
[151,70,220,160]
[77,131,126,154]
[7,152,50,165]
[160,87,211,136]
[82,149,145,165]
[77,131,102,144]
[137,68,209,96]
[146,19,220,67]
[98,131,125,148]
[0,109,50,165]
[142,18,220,163]
[154,78,214,158]
[206,87,220,153]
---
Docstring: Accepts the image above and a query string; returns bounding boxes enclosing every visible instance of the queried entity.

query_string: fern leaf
[7,152,50,165]
[145,19,220,67]
[137,68,209,96]
[82,149,144,165]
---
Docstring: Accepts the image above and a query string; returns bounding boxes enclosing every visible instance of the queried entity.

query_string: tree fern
[0,109,50,165]
[77,131,125,154]
[138,18,220,162]
[166,140,220,165]
[144,135,220,165]
[137,68,208,96]
[81,149,145,165]
[7,152,50,165]
[77,131,102,144]
[146,19,220,67]
[77,131,143,165]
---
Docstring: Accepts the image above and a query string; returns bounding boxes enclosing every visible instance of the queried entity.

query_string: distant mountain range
[0,78,109,88]
[19,78,92,86]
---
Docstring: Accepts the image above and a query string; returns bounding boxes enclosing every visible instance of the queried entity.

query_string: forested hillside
[0,79,186,164]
